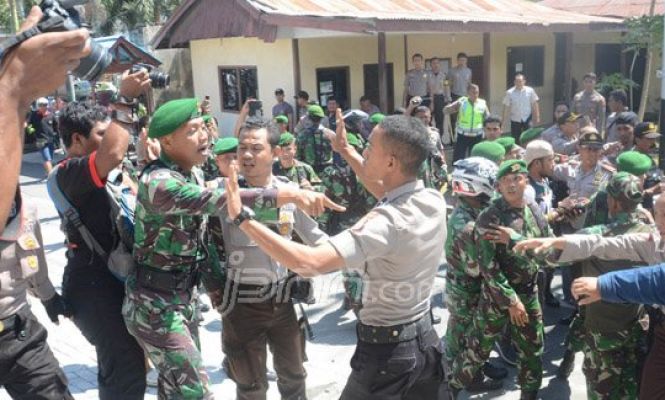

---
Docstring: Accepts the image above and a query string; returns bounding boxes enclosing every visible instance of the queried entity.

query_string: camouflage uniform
[122,153,277,399]
[201,151,221,182]
[296,125,333,174]
[451,197,551,392]
[272,159,321,191]
[444,199,481,367]
[419,128,448,191]
[574,211,653,400]
[572,90,607,134]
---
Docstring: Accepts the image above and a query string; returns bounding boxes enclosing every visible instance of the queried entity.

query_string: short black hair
[59,101,109,148]
[414,105,430,115]
[457,52,467,59]
[412,53,423,60]
[609,89,628,106]
[378,116,433,176]
[239,116,280,148]
[584,72,597,81]
[484,115,502,127]
[359,95,370,103]
[327,97,338,104]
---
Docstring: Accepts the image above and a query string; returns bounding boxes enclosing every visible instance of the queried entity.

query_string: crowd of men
[3,8,665,400]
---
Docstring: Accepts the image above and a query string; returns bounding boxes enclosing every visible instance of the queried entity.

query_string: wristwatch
[233,206,256,226]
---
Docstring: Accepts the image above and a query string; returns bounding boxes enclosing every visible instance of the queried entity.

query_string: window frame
[218,66,258,113]
[506,46,545,88]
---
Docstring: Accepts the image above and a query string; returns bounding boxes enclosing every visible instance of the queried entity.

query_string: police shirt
[404,69,430,97]
[329,180,447,326]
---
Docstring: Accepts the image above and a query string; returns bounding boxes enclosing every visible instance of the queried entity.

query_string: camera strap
[0,17,65,64]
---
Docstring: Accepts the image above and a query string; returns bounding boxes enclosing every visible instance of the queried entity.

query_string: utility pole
[8,0,20,33]
[659,11,665,168]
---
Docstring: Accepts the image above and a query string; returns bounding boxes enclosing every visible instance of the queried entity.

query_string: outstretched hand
[225,161,242,219]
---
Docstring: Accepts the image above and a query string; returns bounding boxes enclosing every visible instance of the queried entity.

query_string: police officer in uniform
[403,53,431,107]
[0,189,72,399]
[572,72,606,135]
[225,111,448,399]
[428,57,451,135]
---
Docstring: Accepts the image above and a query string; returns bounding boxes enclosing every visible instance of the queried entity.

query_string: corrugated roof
[153,0,624,48]
[540,0,663,19]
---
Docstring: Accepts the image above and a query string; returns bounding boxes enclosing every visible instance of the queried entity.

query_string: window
[506,46,545,87]
[219,67,258,112]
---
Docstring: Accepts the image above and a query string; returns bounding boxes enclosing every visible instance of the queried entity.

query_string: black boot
[483,361,508,380]
[520,390,538,400]
[557,350,575,379]
[466,371,503,393]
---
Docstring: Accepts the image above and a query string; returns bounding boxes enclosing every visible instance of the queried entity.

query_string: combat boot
[483,361,508,380]
[520,390,538,400]
[557,350,575,379]
[466,371,503,393]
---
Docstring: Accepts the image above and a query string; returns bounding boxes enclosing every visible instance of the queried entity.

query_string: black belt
[357,314,432,344]
[230,280,288,300]
[136,265,199,293]
[0,314,18,335]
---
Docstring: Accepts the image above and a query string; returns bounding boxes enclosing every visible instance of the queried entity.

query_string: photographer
[52,69,151,400]
[0,5,90,235]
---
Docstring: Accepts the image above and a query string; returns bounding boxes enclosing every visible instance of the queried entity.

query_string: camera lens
[149,71,170,88]
[73,41,112,82]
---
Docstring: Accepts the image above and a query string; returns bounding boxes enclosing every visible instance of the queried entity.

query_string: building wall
[190,37,294,134]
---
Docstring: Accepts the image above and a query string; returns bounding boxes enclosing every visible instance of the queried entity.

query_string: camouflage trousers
[444,275,481,366]
[123,295,212,400]
[565,313,586,353]
[583,324,643,400]
[450,291,544,392]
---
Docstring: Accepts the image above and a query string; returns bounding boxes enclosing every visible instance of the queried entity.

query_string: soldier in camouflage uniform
[572,73,606,134]
[201,115,222,182]
[273,132,321,191]
[296,105,333,174]
[450,159,551,400]
[319,130,375,312]
[122,99,338,399]
[445,157,506,392]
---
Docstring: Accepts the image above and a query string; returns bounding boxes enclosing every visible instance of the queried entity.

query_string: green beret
[496,136,516,152]
[617,151,653,176]
[471,141,506,164]
[149,98,201,139]
[213,137,239,155]
[308,105,325,118]
[607,171,643,206]
[519,127,544,146]
[275,115,289,124]
[496,159,528,180]
[202,114,212,124]
[347,132,361,149]
[369,113,386,124]
[278,132,295,146]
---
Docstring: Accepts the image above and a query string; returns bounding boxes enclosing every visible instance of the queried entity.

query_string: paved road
[1,152,588,399]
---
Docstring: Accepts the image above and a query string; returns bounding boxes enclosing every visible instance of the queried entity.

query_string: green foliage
[622,15,664,53]
[0,0,38,33]
[596,72,639,94]
[99,0,181,35]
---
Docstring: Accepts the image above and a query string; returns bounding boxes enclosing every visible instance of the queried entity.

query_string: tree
[99,0,181,35]
[622,0,663,119]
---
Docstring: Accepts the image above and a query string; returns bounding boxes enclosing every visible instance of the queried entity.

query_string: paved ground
[1,152,589,399]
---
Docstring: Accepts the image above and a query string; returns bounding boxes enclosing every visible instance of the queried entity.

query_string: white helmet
[451,157,498,198]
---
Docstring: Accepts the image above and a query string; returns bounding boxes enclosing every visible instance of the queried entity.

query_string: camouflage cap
[149,98,201,139]
[496,136,516,152]
[578,126,603,149]
[278,132,295,146]
[519,127,545,146]
[634,122,661,139]
[606,171,643,206]
[308,105,325,118]
[496,159,527,180]
[617,151,653,176]
[213,136,239,155]
[369,112,386,125]
[275,115,289,124]
[471,141,506,164]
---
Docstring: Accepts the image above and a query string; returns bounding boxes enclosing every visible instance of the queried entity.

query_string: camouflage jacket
[296,126,333,173]
[318,164,376,235]
[272,159,321,191]
[475,197,552,309]
[584,189,653,227]
[419,128,448,191]
[577,212,655,332]
[445,200,481,282]
[201,152,220,182]
[131,153,278,297]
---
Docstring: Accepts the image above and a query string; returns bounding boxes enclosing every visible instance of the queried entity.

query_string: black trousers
[64,268,146,400]
[453,134,482,163]
[641,321,665,399]
[0,308,73,400]
[511,120,531,142]
[433,94,446,137]
[339,327,448,400]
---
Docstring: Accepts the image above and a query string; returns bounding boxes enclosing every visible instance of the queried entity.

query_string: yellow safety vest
[457,97,487,136]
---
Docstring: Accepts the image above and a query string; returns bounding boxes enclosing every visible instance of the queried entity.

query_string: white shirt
[503,86,539,123]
